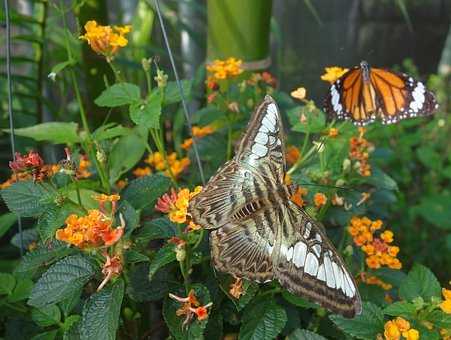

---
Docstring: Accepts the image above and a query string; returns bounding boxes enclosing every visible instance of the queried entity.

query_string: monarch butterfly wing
[275,200,362,318]
[370,68,438,124]
[324,67,377,126]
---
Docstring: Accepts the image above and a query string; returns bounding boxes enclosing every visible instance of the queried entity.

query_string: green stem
[107,60,124,82]
[192,229,205,250]
[226,117,233,160]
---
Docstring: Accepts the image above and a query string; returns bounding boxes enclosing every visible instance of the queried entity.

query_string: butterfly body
[324,60,438,126]
[189,95,362,317]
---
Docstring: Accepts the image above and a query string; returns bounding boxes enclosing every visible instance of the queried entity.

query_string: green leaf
[8,277,33,302]
[1,181,55,217]
[329,302,384,340]
[92,124,130,141]
[148,244,176,280]
[129,90,162,129]
[235,281,258,311]
[28,255,95,307]
[126,263,177,302]
[37,204,82,241]
[59,288,82,318]
[16,241,74,274]
[95,83,140,107]
[124,250,149,264]
[31,330,58,340]
[80,279,124,340]
[163,80,192,106]
[61,315,81,332]
[31,305,61,327]
[239,297,287,340]
[163,284,210,339]
[0,212,17,238]
[11,122,80,144]
[383,301,416,317]
[135,217,176,244]
[282,291,319,310]
[288,106,325,133]
[287,329,327,340]
[121,174,171,210]
[399,263,441,302]
[50,60,74,75]
[414,194,451,230]
[108,130,147,182]
[425,310,451,329]
[0,272,16,295]
[367,167,398,191]
[118,200,140,236]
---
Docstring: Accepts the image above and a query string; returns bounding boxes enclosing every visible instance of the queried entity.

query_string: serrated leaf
[31,330,58,340]
[148,244,176,280]
[163,80,192,105]
[135,217,176,244]
[1,181,55,217]
[129,90,162,128]
[117,200,140,236]
[383,301,416,317]
[329,302,384,340]
[163,284,210,339]
[126,263,177,302]
[108,130,147,182]
[287,329,327,340]
[59,287,82,318]
[80,279,124,340]
[399,263,441,302]
[95,83,140,107]
[124,250,149,264]
[28,255,95,307]
[11,122,80,144]
[0,212,17,238]
[16,241,74,274]
[8,277,33,302]
[31,305,61,327]
[425,310,451,329]
[235,281,258,311]
[37,204,82,241]
[239,297,287,340]
[0,273,16,295]
[121,174,171,210]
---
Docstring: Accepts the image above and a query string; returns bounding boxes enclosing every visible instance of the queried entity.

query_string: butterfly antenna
[154,0,206,185]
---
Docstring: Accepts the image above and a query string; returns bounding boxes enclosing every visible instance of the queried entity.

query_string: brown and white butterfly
[189,95,362,318]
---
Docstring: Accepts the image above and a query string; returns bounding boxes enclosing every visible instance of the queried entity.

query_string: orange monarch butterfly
[324,61,439,126]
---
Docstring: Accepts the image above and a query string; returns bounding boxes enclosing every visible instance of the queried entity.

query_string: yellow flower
[93,194,120,203]
[394,317,410,332]
[402,329,419,340]
[321,66,349,84]
[156,187,202,224]
[313,193,327,208]
[328,128,339,137]
[132,166,152,177]
[366,255,381,269]
[384,320,401,340]
[206,58,243,82]
[381,230,394,243]
[79,20,131,59]
[440,299,451,314]
[442,288,451,300]
[291,87,306,100]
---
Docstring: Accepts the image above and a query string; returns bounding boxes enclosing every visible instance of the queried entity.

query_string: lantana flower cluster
[79,20,131,60]
[206,57,243,84]
[1,151,60,189]
[349,127,374,177]
[348,216,402,270]
[155,186,202,225]
[181,125,216,150]
[384,317,419,340]
[169,290,212,326]
[56,195,123,248]
[440,288,451,314]
[133,152,190,179]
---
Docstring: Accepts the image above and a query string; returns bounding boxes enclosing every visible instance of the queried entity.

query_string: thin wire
[153,0,205,185]
[4,0,24,255]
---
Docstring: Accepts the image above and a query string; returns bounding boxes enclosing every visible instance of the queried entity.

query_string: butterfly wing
[189,95,285,229]
[324,64,438,126]
[370,68,438,124]
[275,200,362,317]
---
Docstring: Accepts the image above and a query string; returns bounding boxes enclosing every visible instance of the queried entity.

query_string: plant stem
[226,116,233,160]
[107,60,124,82]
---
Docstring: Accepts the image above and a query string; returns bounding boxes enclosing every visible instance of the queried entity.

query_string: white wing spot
[255,132,268,145]
[312,244,321,257]
[332,262,344,293]
[324,255,336,289]
[317,264,326,282]
[251,143,268,157]
[293,241,307,268]
[305,252,319,276]
[262,116,276,132]
[286,246,293,262]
